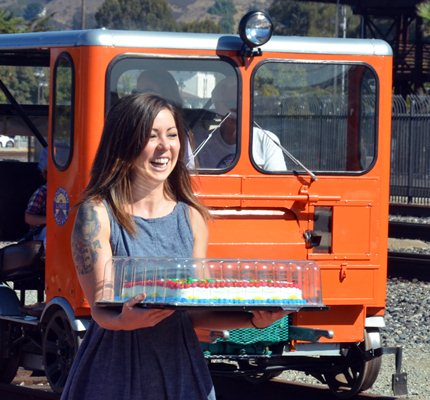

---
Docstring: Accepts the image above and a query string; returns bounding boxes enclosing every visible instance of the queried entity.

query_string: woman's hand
[250,310,290,329]
[116,294,174,330]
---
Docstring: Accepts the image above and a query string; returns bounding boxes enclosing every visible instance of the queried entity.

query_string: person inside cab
[194,76,287,171]
[24,146,48,247]
[135,69,183,108]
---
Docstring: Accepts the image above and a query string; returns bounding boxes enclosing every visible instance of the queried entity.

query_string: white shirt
[195,127,287,171]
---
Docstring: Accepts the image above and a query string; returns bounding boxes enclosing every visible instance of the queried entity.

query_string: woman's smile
[150,157,170,169]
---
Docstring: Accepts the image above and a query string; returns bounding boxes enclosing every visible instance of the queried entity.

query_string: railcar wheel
[0,322,20,383]
[238,360,282,384]
[42,309,81,394]
[323,328,382,399]
[242,371,279,384]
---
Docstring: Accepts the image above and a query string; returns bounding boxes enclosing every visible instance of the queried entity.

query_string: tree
[27,11,56,32]
[23,3,45,21]
[208,0,235,16]
[269,0,360,38]
[0,9,25,33]
[269,0,310,36]
[179,19,221,33]
[95,0,176,31]
[417,1,430,35]
[208,0,236,33]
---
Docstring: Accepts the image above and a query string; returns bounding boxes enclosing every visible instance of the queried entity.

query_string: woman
[63,94,285,400]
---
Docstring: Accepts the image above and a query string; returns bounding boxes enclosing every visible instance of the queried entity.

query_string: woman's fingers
[120,294,174,328]
[124,293,146,311]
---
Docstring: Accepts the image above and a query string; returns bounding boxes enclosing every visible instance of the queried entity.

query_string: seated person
[24,147,47,246]
[194,77,287,171]
[135,69,183,107]
[135,69,195,168]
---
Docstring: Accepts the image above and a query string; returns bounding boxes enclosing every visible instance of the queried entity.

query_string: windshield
[107,57,239,172]
[252,61,378,174]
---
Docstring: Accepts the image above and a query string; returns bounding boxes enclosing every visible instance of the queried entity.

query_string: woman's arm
[71,200,173,330]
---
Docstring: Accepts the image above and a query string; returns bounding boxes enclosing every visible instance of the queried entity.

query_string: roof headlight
[239,11,273,49]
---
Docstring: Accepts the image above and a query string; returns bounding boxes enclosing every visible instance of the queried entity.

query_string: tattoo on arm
[72,203,102,275]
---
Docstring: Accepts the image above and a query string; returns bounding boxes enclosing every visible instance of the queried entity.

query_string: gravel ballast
[280,277,430,400]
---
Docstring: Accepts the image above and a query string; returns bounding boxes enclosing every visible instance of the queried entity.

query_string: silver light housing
[239,11,273,49]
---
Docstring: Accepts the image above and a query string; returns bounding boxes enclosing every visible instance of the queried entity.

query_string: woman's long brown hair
[80,93,208,235]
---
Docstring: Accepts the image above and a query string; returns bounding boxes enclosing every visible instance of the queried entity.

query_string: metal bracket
[239,44,262,65]
[289,326,334,342]
[382,347,408,396]
[209,330,230,343]
[362,346,407,396]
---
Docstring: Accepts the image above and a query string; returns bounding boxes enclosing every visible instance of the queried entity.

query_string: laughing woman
[63,94,285,400]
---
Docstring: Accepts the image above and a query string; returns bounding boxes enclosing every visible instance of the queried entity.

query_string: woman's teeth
[152,158,169,166]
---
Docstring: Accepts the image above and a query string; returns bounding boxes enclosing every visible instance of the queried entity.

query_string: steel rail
[0,383,58,400]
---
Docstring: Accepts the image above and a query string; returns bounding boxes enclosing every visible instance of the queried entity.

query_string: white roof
[0,29,392,56]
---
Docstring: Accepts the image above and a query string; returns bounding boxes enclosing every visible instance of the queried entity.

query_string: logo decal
[53,187,70,226]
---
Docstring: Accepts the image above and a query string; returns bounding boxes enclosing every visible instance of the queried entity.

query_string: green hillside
[0,0,270,30]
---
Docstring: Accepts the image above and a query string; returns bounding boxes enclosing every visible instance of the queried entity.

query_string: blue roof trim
[0,29,392,56]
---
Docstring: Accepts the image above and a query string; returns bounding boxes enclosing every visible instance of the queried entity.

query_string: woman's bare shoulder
[187,204,207,227]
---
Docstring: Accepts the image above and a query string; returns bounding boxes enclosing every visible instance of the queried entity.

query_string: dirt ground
[12,368,51,390]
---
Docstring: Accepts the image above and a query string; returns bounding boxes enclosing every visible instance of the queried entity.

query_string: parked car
[0,135,14,147]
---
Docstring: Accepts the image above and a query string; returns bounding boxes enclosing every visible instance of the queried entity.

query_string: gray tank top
[109,200,194,258]
[61,201,216,400]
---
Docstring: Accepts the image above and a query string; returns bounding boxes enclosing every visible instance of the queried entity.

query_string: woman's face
[134,108,180,185]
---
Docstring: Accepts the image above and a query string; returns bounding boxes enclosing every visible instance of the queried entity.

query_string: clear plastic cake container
[96,257,324,310]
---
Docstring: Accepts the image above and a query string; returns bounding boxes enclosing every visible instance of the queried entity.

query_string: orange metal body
[45,41,392,344]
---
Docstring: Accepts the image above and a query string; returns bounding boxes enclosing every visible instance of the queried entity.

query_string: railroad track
[0,379,396,400]
[388,251,430,280]
[0,383,58,400]
[389,204,430,242]
[389,204,430,218]
[389,220,430,241]
[388,203,430,280]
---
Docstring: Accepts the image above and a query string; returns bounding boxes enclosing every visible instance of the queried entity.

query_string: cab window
[252,62,378,174]
[0,51,49,240]
[107,57,238,172]
[0,63,49,162]
[52,52,74,170]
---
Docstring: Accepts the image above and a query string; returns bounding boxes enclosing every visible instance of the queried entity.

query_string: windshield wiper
[253,120,317,182]
[187,112,233,168]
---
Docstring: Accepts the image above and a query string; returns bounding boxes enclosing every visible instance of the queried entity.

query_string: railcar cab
[0,11,406,398]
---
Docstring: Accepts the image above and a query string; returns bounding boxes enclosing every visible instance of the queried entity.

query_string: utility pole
[335,0,340,37]
[81,0,86,29]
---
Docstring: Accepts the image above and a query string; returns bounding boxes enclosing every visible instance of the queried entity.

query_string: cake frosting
[118,278,305,306]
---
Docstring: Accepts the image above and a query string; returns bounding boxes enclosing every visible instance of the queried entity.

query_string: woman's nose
[157,136,170,150]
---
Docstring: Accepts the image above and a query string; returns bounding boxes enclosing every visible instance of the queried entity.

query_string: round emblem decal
[53,187,70,226]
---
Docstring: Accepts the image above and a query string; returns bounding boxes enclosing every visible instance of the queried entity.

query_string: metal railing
[391,95,430,205]
[255,94,430,206]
